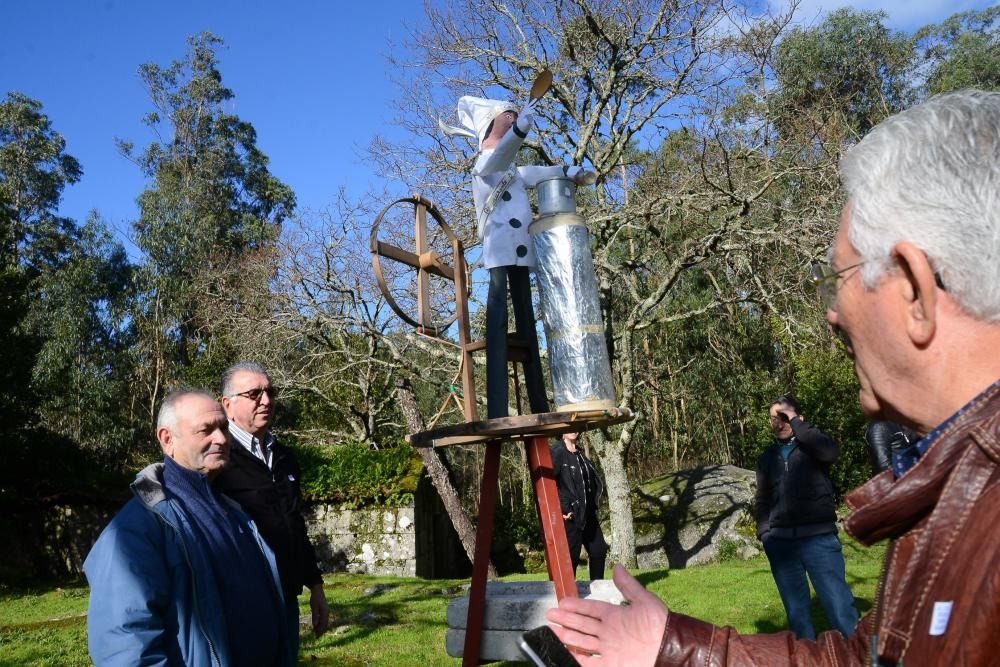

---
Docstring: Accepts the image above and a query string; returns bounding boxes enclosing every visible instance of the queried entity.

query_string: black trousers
[565,512,609,580]
[486,266,548,419]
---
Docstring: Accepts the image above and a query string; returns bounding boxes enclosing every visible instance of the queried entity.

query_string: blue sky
[2,0,994,256]
[1,0,426,251]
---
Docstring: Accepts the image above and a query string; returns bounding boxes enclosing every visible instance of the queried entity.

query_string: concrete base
[446,580,623,660]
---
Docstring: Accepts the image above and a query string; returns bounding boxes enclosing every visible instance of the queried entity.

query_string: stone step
[445,579,622,659]
[446,629,527,661]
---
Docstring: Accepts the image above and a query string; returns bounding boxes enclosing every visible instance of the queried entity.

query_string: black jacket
[550,440,604,529]
[214,438,322,601]
[864,420,919,474]
[754,416,839,540]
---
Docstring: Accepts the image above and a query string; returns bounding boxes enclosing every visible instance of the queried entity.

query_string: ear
[157,426,174,457]
[220,395,233,417]
[892,242,939,346]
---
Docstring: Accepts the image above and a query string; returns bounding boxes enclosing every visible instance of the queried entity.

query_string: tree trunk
[590,429,638,569]
[395,378,496,578]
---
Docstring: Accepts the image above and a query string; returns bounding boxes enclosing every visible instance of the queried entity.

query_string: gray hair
[840,89,1000,322]
[156,388,217,432]
[220,361,271,396]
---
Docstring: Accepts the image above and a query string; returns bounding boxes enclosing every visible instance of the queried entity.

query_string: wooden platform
[407,407,634,448]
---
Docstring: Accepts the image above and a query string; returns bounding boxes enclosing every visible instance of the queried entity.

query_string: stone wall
[2,503,119,582]
[303,473,470,578]
[3,484,468,582]
[305,505,417,576]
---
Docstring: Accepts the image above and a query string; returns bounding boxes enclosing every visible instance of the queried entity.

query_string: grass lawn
[0,536,884,666]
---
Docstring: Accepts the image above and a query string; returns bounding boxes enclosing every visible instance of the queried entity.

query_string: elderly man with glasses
[215,361,330,654]
[547,90,1000,666]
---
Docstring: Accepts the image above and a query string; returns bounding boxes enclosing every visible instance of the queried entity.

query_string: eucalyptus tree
[0,90,81,432]
[25,213,134,457]
[122,33,295,419]
[0,91,82,271]
[912,7,1000,95]
[0,93,135,463]
[773,8,914,141]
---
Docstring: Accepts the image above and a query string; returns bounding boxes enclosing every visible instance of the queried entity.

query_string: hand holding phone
[519,625,582,667]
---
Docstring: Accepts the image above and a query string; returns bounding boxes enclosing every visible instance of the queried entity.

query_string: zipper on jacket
[153,508,223,667]
[869,540,896,667]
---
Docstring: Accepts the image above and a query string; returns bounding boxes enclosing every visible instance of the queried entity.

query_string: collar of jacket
[130,460,245,515]
[844,381,1000,545]
[131,462,168,506]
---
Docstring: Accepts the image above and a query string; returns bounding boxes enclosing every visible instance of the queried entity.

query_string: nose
[259,390,273,407]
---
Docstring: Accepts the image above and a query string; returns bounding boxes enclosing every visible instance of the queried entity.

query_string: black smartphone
[518,625,582,667]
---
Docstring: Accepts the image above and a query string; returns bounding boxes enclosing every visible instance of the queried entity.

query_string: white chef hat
[440,96,516,146]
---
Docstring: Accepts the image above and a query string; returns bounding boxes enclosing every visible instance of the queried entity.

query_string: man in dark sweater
[754,395,857,639]
[551,431,608,580]
[215,362,330,651]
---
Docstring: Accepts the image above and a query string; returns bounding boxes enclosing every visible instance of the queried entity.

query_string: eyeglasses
[810,261,865,310]
[810,259,947,311]
[229,386,277,402]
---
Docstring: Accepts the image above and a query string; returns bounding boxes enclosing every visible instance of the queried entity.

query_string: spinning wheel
[369,194,468,337]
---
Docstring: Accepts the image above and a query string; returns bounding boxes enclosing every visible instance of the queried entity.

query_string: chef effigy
[441,93,595,419]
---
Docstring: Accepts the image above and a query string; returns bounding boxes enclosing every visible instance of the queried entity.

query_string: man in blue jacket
[754,395,858,640]
[84,389,293,666]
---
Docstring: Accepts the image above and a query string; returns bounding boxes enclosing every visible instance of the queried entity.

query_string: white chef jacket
[471,118,582,269]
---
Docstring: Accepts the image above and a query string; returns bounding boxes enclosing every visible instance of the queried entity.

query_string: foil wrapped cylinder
[530,205,616,412]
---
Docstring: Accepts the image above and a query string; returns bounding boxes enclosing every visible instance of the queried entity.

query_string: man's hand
[546,564,668,666]
[563,511,574,520]
[309,583,330,637]
[776,407,798,423]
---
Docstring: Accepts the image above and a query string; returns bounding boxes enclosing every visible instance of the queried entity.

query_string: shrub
[716,536,741,562]
[291,440,421,507]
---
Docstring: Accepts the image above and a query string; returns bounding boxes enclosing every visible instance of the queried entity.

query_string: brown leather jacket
[657,383,1000,666]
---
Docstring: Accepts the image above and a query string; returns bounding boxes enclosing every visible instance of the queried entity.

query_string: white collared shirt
[228,420,275,470]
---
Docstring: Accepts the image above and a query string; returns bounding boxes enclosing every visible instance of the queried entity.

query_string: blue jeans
[762,532,858,640]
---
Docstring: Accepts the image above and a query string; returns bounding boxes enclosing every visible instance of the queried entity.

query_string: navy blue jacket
[84,462,293,667]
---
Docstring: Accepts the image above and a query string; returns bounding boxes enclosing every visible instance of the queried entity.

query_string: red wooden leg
[526,435,578,601]
[462,440,501,667]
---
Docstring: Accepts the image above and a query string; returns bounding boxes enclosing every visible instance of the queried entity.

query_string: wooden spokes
[370,194,466,336]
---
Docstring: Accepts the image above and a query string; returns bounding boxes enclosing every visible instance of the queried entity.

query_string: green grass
[0,536,885,666]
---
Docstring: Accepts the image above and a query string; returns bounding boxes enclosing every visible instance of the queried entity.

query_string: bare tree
[195,192,495,566]
[365,0,838,566]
